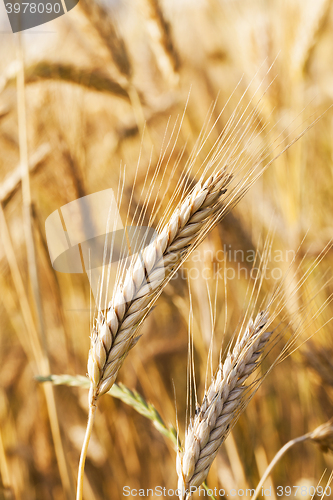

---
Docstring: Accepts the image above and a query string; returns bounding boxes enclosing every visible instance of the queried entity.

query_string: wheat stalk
[176,310,273,499]
[251,419,333,500]
[15,42,74,499]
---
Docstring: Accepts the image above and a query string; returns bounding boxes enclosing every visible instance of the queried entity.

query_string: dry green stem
[37,374,179,449]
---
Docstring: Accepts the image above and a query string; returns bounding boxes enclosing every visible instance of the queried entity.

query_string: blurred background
[1,0,333,499]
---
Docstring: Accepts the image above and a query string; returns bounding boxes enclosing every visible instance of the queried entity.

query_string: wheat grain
[176,310,272,499]
[76,76,284,499]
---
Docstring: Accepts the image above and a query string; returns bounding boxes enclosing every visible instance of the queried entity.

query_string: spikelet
[87,169,232,405]
[177,311,272,499]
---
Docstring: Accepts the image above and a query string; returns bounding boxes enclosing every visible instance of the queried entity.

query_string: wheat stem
[203,483,217,500]
[251,435,310,500]
[76,403,97,500]
[252,419,333,500]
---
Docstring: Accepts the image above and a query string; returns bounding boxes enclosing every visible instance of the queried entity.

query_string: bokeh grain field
[1,1,333,499]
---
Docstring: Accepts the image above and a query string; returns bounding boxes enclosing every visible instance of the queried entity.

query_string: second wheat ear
[177,311,272,499]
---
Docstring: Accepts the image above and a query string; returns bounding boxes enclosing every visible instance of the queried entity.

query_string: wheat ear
[177,311,272,499]
[87,169,232,406]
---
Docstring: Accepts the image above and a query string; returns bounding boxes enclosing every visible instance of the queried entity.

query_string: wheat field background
[1,0,333,499]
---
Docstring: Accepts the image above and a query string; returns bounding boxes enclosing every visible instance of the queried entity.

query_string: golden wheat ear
[177,310,272,499]
[87,169,232,405]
